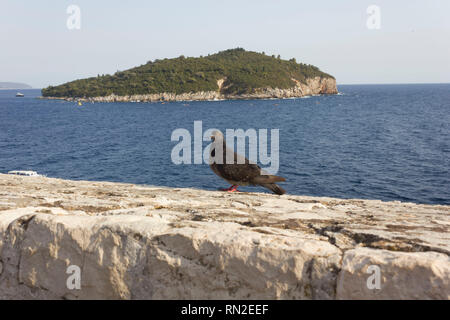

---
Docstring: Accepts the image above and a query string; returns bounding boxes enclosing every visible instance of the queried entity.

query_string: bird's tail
[253,175,286,184]
[261,183,286,195]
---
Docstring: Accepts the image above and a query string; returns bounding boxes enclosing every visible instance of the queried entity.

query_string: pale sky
[1,0,449,88]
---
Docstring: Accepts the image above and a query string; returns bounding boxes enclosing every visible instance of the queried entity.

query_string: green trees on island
[42,48,334,98]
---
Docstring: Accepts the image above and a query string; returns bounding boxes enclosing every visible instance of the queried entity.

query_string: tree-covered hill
[42,48,334,97]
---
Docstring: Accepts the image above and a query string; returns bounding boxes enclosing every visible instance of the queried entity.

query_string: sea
[0,84,449,205]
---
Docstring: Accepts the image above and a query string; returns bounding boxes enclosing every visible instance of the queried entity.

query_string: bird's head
[210,130,224,142]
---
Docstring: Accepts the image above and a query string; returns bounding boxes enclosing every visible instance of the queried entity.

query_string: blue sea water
[0,84,449,205]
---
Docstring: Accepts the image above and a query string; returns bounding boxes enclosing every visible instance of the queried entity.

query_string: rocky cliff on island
[41,48,338,102]
[0,174,448,299]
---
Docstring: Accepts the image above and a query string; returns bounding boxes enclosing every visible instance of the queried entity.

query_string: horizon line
[4,82,450,90]
[338,82,450,86]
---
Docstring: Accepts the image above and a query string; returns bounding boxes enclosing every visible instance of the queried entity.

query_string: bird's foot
[220,185,240,192]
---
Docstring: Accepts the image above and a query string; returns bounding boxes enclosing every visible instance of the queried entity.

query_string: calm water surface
[0,84,449,204]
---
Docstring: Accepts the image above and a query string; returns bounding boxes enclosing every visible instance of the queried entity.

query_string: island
[0,82,32,90]
[41,48,338,102]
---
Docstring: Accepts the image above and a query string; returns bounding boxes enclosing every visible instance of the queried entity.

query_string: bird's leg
[220,185,240,192]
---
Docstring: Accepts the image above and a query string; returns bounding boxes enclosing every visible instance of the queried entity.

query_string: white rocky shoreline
[41,77,338,103]
[0,173,448,299]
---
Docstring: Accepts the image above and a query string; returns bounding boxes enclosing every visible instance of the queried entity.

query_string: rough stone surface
[337,248,449,300]
[43,76,338,103]
[0,174,448,299]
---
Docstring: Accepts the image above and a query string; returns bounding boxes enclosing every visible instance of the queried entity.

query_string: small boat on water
[8,170,40,177]
[16,92,24,97]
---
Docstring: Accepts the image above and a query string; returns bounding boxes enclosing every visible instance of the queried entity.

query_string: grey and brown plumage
[209,130,286,195]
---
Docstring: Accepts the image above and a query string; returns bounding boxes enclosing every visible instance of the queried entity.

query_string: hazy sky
[1,0,449,88]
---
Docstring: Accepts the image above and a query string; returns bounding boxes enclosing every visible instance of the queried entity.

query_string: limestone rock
[0,174,448,299]
[337,248,450,299]
[43,77,338,103]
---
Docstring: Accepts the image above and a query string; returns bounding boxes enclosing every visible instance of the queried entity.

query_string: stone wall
[0,174,448,299]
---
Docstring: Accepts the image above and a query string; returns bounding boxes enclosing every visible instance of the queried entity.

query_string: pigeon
[209,130,286,195]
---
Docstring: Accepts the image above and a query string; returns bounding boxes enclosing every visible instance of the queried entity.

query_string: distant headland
[0,82,32,90]
[41,48,338,102]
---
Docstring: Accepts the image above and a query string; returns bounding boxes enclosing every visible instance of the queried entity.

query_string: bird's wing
[213,145,261,183]
[217,162,261,183]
